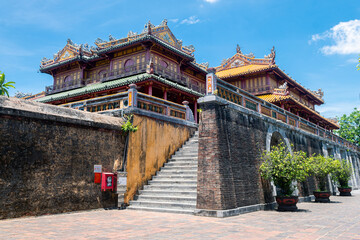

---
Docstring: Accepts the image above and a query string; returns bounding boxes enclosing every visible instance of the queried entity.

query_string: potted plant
[260,143,310,211]
[331,159,353,196]
[308,155,339,202]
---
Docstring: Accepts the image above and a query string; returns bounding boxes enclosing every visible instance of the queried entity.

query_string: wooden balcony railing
[45,63,205,95]
[207,75,360,152]
[59,84,193,122]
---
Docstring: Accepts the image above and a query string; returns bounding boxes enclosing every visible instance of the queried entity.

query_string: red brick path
[1,190,360,239]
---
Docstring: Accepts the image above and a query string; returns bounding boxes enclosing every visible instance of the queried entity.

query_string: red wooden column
[148,82,153,96]
[163,88,167,100]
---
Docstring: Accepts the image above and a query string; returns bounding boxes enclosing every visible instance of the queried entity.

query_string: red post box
[101,172,117,192]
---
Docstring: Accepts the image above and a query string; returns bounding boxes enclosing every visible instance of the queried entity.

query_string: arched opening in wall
[327,148,334,158]
[124,59,135,72]
[98,70,107,81]
[340,150,346,160]
[160,60,168,70]
[63,75,72,86]
[270,131,285,149]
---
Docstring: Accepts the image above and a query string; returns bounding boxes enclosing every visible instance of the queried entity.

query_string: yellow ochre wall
[124,114,196,203]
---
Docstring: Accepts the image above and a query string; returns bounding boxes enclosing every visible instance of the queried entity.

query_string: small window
[124,59,134,72]
[64,75,72,84]
[160,60,168,69]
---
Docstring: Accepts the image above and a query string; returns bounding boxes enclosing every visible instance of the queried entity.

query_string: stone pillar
[206,71,217,95]
[182,101,195,122]
[128,84,138,108]
[194,102,198,123]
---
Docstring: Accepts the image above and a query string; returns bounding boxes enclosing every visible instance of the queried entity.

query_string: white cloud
[204,0,219,3]
[180,16,200,25]
[310,19,360,55]
[318,102,360,118]
[169,19,179,23]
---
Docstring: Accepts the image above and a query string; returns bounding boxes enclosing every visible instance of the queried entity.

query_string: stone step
[160,166,197,170]
[129,131,199,215]
[169,156,198,160]
[129,200,196,209]
[167,159,198,163]
[138,190,197,197]
[149,180,197,185]
[135,195,196,202]
[143,185,197,191]
[164,162,197,167]
[127,206,195,215]
[158,169,197,174]
[152,175,197,180]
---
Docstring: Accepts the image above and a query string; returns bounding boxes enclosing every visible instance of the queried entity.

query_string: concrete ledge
[104,108,198,128]
[194,195,315,218]
[194,203,276,218]
[0,96,123,131]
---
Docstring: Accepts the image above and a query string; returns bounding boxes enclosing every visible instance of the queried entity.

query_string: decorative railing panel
[59,85,191,122]
[206,74,360,152]
[45,62,205,95]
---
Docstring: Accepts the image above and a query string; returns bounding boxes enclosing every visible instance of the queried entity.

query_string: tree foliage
[121,114,138,133]
[337,108,360,145]
[260,143,310,196]
[308,155,340,191]
[331,159,352,188]
[0,71,15,97]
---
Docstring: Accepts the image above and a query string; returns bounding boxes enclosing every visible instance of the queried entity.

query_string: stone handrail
[205,72,359,152]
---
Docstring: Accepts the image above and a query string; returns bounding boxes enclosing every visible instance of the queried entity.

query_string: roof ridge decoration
[40,20,195,69]
[216,45,276,72]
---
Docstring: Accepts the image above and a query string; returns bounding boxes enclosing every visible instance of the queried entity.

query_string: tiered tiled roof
[258,94,339,129]
[40,20,198,72]
[215,46,324,104]
[37,73,204,103]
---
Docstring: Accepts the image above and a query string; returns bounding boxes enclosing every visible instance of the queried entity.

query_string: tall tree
[0,71,15,97]
[337,108,360,145]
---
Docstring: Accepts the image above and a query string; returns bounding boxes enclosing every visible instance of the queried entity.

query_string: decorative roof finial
[270,46,276,64]
[67,38,74,46]
[236,44,242,54]
[160,19,168,26]
[147,20,152,35]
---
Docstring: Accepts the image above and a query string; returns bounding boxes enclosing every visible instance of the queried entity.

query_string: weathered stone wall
[0,97,125,219]
[196,95,360,214]
[124,113,196,204]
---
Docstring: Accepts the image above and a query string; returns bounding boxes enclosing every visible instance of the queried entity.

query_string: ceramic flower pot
[313,191,331,203]
[338,187,352,196]
[276,196,298,211]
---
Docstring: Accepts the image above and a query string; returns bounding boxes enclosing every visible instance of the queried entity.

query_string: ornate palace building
[37,20,207,122]
[215,45,338,130]
[36,20,338,130]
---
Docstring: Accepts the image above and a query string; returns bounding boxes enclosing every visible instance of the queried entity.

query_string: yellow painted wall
[124,114,196,203]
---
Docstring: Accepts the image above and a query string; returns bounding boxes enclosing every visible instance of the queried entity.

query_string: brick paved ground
[1,190,360,240]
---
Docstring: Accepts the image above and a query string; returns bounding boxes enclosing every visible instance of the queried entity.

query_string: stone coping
[0,96,124,130]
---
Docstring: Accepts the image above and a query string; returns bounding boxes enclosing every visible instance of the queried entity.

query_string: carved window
[63,75,72,85]
[160,60,168,69]
[98,70,107,79]
[124,59,135,72]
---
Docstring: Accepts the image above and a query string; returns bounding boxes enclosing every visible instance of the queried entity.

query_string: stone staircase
[128,131,198,214]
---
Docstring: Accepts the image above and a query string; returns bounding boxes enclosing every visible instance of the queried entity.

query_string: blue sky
[0,0,359,118]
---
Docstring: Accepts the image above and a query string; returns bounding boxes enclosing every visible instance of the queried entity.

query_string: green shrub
[260,143,310,196]
[331,159,352,188]
[308,155,339,191]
